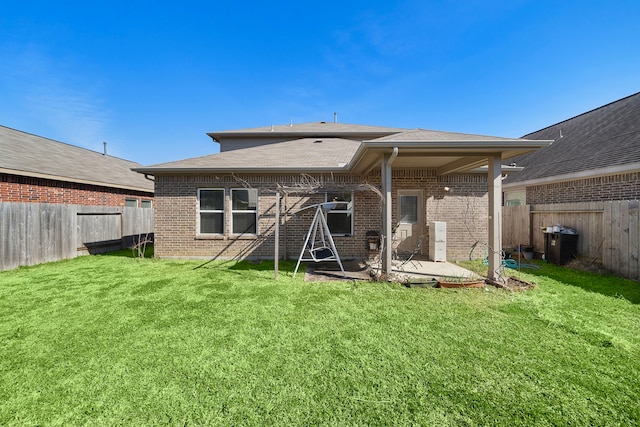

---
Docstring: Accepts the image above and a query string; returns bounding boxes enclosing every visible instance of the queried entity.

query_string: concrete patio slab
[303,258,481,283]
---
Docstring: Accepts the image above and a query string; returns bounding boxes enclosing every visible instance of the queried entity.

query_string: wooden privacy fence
[503,201,640,280]
[0,202,154,271]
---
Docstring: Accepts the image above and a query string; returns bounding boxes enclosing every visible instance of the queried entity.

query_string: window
[231,189,258,234]
[325,191,353,236]
[125,198,138,208]
[141,199,152,208]
[504,190,526,206]
[198,189,224,234]
[399,195,418,223]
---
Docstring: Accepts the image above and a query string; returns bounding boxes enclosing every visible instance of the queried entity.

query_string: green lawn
[1,251,639,426]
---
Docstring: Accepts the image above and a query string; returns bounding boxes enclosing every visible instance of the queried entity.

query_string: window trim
[325,191,354,236]
[399,194,419,224]
[125,198,138,208]
[230,188,258,236]
[198,188,225,235]
[503,190,526,207]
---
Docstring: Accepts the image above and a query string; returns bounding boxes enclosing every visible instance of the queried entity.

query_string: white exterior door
[395,190,424,255]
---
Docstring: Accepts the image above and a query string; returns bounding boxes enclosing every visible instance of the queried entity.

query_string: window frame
[324,191,354,236]
[125,198,138,208]
[230,188,258,236]
[198,188,225,235]
[141,199,153,209]
[503,190,526,206]
[399,194,419,224]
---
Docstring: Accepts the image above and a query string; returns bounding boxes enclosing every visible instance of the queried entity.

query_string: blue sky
[1,1,638,165]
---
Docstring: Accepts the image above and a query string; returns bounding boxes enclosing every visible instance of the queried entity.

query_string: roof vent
[314,139,323,143]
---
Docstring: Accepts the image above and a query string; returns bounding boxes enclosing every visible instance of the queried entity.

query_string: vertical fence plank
[628,200,639,280]
[0,203,12,270]
[619,200,630,278]
[610,201,621,275]
[602,201,612,269]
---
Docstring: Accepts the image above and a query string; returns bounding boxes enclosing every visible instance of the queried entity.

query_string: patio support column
[487,154,504,283]
[382,147,398,275]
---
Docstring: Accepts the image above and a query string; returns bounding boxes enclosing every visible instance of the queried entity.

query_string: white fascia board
[133,166,351,175]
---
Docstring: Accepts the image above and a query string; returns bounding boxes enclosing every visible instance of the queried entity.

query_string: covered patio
[349,129,552,284]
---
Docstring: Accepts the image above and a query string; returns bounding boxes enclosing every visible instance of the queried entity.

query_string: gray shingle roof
[140,137,361,172]
[367,128,523,142]
[505,92,640,184]
[140,122,549,175]
[0,125,154,192]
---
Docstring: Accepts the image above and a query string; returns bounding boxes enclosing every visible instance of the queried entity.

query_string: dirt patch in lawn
[491,276,537,292]
[564,258,611,275]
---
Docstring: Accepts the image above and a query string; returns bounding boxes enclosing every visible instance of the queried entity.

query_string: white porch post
[382,148,398,275]
[487,154,503,283]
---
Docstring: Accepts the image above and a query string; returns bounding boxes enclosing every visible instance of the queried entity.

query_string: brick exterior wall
[0,173,153,207]
[154,170,489,261]
[526,172,640,204]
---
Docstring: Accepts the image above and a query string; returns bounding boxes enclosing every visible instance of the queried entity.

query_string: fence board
[502,205,530,249]
[611,202,621,274]
[619,201,630,277]
[602,201,612,268]
[1,203,154,271]
[121,207,154,249]
[628,201,639,279]
[503,200,640,281]
[587,202,601,261]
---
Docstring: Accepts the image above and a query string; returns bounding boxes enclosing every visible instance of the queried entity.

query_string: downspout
[389,146,399,165]
[382,147,399,275]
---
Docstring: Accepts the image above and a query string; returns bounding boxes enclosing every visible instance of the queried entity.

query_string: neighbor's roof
[0,125,154,193]
[207,121,408,141]
[504,92,640,185]
[136,138,361,173]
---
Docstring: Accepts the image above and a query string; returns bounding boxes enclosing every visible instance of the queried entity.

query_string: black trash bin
[544,232,579,265]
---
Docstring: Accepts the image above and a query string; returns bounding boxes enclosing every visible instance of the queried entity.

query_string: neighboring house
[136,121,550,281]
[503,92,640,205]
[1,125,155,271]
[0,125,154,205]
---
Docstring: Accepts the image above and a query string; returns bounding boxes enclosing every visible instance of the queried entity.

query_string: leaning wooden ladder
[293,203,346,278]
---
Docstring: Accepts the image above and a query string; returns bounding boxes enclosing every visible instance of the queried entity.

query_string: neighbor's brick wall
[527,172,640,204]
[154,171,489,261]
[0,173,153,207]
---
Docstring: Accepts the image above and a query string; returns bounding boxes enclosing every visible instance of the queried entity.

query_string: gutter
[132,166,352,175]
[361,140,554,150]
